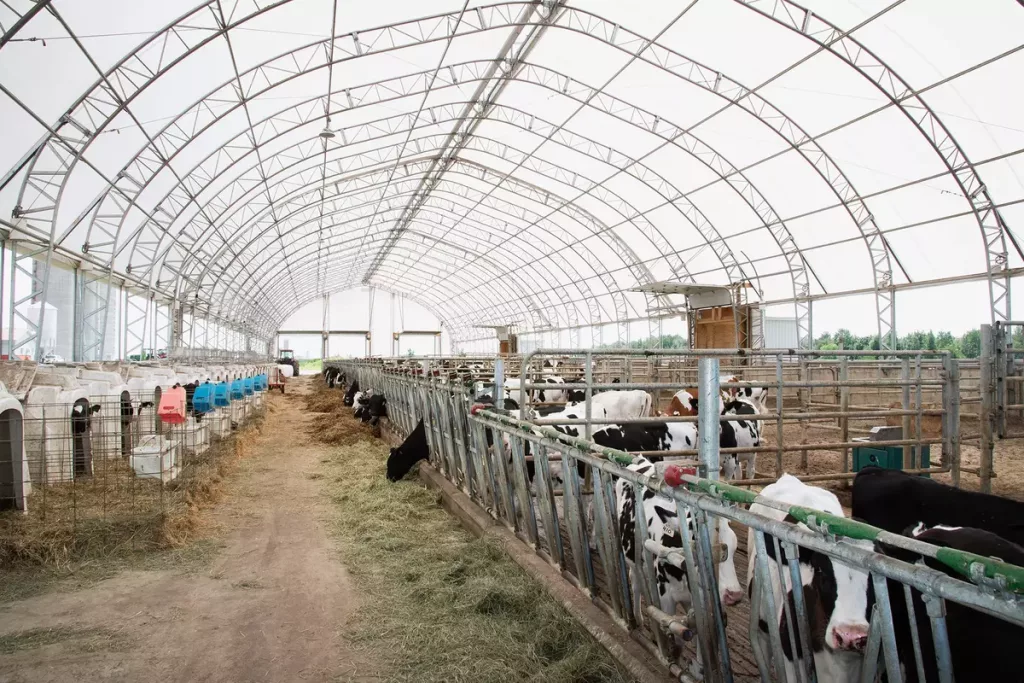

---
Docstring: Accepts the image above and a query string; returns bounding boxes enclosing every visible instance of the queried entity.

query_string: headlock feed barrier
[332,353,1022,683]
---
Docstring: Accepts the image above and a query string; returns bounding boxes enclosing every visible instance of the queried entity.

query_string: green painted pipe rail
[472,406,1024,595]
[686,478,1024,595]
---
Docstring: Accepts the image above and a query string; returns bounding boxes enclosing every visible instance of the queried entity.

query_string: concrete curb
[418,462,672,683]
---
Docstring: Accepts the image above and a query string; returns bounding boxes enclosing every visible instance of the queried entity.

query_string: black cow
[386,420,429,482]
[182,382,204,422]
[323,366,340,388]
[852,467,1024,546]
[343,380,360,407]
[877,524,1024,683]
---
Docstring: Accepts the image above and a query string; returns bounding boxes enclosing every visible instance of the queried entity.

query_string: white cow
[588,389,652,421]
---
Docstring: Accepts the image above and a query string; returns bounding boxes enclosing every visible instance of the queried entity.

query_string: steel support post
[74,267,110,361]
[979,324,995,493]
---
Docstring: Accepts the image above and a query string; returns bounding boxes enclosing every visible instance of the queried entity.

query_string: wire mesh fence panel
[0,377,269,565]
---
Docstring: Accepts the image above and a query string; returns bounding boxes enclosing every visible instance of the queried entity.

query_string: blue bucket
[230,379,245,401]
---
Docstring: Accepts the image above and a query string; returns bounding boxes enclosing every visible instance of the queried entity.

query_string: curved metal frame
[1,0,1018,355]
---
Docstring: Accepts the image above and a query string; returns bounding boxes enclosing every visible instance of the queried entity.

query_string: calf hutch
[0,360,271,540]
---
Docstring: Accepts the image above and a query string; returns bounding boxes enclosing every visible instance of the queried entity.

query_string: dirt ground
[754,421,1024,505]
[0,380,373,683]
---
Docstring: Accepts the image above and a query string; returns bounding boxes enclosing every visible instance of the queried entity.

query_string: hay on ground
[304,384,346,414]
[0,413,265,569]
[320,409,634,683]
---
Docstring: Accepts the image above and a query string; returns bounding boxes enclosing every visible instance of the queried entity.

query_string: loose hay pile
[304,379,347,414]
[305,380,375,446]
[0,415,264,569]
[318,403,634,682]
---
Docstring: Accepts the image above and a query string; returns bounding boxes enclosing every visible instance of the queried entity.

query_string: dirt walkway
[0,378,370,683]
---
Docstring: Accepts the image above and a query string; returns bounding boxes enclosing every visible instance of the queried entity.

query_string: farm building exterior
[2,2,1024,683]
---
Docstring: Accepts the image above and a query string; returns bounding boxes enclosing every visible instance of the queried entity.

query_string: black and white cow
[877,523,1024,683]
[343,380,360,407]
[534,376,567,404]
[720,398,762,480]
[591,420,697,457]
[664,391,761,481]
[386,420,429,482]
[615,456,743,674]
[852,466,1024,546]
[504,376,568,405]
[323,366,342,389]
[748,474,874,683]
[360,393,387,426]
[352,390,367,418]
[565,377,621,402]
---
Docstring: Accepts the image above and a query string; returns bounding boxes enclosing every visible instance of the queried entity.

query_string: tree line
[601,328,1013,358]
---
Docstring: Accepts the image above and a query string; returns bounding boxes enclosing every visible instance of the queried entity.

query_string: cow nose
[722,589,744,607]
[833,624,869,651]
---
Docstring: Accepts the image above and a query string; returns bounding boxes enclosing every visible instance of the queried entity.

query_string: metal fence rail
[333,357,1022,683]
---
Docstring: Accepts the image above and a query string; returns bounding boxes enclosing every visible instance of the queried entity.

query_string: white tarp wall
[278,287,449,358]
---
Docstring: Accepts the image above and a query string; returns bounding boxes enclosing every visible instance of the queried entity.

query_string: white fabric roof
[1,0,1022,345]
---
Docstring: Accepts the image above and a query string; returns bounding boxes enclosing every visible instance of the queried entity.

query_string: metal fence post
[840,356,850,485]
[902,356,912,468]
[950,359,961,487]
[698,358,720,481]
[979,325,995,492]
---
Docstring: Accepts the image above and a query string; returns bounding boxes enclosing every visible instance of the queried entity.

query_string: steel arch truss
[2,0,1019,355]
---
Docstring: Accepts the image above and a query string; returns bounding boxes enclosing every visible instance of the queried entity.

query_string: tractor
[276,349,300,377]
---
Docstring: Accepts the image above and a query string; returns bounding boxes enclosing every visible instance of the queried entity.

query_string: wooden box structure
[692,304,754,350]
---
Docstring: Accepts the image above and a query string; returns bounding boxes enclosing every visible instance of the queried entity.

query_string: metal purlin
[196,157,659,335]
[201,169,606,331]
[179,147,647,325]
[146,95,762,329]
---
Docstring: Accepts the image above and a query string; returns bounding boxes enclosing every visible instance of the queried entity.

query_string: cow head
[717,518,744,606]
[386,441,428,481]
